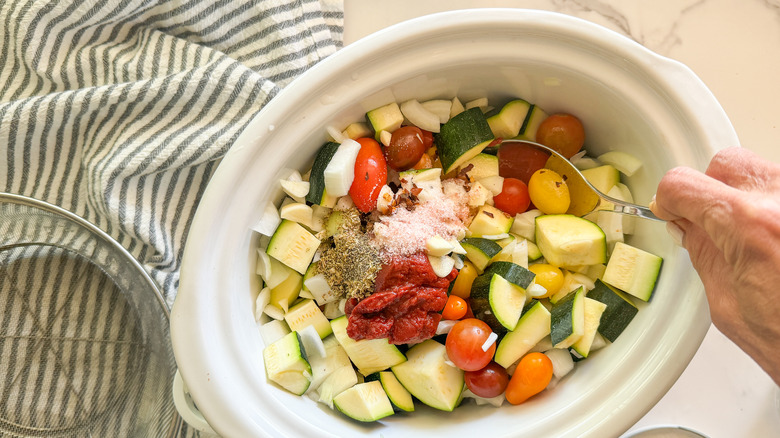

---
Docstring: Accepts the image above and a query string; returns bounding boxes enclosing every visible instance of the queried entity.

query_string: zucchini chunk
[435,107,494,173]
[306,142,341,205]
[333,381,394,422]
[263,331,311,395]
[460,237,502,272]
[581,164,620,194]
[587,279,639,342]
[468,204,514,237]
[550,287,586,349]
[267,220,320,275]
[458,153,499,182]
[535,214,607,267]
[391,340,464,412]
[366,371,415,412]
[366,102,404,140]
[330,316,406,376]
[469,272,527,332]
[284,299,333,339]
[269,269,303,312]
[484,261,535,289]
[487,99,531,139]
[318,366,358,409]
[602,242,663,301]
[570,297,608,358]
[494,300,552,368]
[514,103,548,141]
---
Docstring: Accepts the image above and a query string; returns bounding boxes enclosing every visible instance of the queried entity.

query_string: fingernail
[648,194,657,213]
[666,221,684,246]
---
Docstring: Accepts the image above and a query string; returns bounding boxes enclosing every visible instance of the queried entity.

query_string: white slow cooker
[171,9,737,438]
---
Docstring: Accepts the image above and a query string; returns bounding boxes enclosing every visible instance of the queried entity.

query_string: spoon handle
[607,197,664,221]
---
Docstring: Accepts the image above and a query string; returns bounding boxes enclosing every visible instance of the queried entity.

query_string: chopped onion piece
[569,150,588,162]
[462,389,505,407]
[280,179,310,203]
[421,99,453,124]
[436,319,458,335]
[449,239,467,255]
[298,325,327,358]
[252,203,281,236]
[465,97,488,110]
[545,348,575,380]
[426,235,455,257]
[512,239,529,268]
[254,287,271,322]
[481,332,498,352]
[326,125,346,143]
[264,304,285,321]
[258,319,291,345]
[298,288,315,300]
[323,139,361,197]
[400,99,441,133]
[527,282,548,298]
[430,254,456,277]
[452,255,464,270]
[280,202,313,227]
[304,273,339,306]
[481,233,509,240]
[450,97,465,118]
[598,150,643,176]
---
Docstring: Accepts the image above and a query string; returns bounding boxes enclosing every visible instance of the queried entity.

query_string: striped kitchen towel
[0,0,343,307]
[0,0,343,436]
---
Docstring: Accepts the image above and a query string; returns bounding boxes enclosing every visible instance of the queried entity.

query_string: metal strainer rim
[0,193,169,318]
[0,192,183,437]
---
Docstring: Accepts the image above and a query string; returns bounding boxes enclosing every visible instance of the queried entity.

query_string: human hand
[651,147,780,385]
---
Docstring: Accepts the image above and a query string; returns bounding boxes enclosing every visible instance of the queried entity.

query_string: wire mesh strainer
[0,193,182,437]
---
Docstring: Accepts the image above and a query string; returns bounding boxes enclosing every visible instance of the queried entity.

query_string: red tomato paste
[346,252,457,344]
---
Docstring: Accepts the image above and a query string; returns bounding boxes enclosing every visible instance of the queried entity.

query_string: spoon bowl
[499,139,664,221]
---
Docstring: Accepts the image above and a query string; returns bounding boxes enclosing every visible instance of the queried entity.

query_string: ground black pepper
[318,208,382,300]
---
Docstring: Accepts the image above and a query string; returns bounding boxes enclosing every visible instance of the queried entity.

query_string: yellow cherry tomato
[529,263,564,298]
[451,261,479,299]
[528,168,570,214]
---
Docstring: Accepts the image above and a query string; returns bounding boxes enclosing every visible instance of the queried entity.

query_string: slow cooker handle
[172,369,220,436]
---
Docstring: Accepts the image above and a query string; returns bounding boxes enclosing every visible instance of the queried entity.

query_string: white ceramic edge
[171,9,738,438]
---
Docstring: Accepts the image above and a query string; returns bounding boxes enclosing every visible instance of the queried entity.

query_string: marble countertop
[343,1,780,436]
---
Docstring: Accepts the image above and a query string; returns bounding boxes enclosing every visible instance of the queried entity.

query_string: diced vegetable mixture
[253,95,662,422]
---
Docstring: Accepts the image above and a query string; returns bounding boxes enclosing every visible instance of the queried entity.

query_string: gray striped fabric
[0,0,344,436]
[0,0,343,308]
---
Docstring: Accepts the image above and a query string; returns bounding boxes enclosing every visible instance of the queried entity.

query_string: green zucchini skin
[460,237,502,272]
[587,279,639,342]
[306,141,340,205]
[469,273,506,335]
[484,261,535,289]
[435,107,494,173]
[550,286,585,348]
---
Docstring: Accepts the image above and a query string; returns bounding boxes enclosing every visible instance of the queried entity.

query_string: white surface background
[343,1,780,436]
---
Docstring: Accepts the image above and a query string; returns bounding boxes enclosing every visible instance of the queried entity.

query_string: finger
[706,147,780,191]
[672,218,736,302]
[652,166,741,231]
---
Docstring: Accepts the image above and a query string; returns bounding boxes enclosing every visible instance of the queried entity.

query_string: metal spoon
[498,139,663,221]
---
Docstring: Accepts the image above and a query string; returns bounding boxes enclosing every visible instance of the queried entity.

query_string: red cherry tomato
[385,126,426,171]
[505,352,553,405]
[442,295,468,320]
[349,137,388,212]
[535,113,585,159]
[465,361,509,398]
[493,177,531,216]
[420,129,434,149]
[497,143,550,184]
[445,318,496,371]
